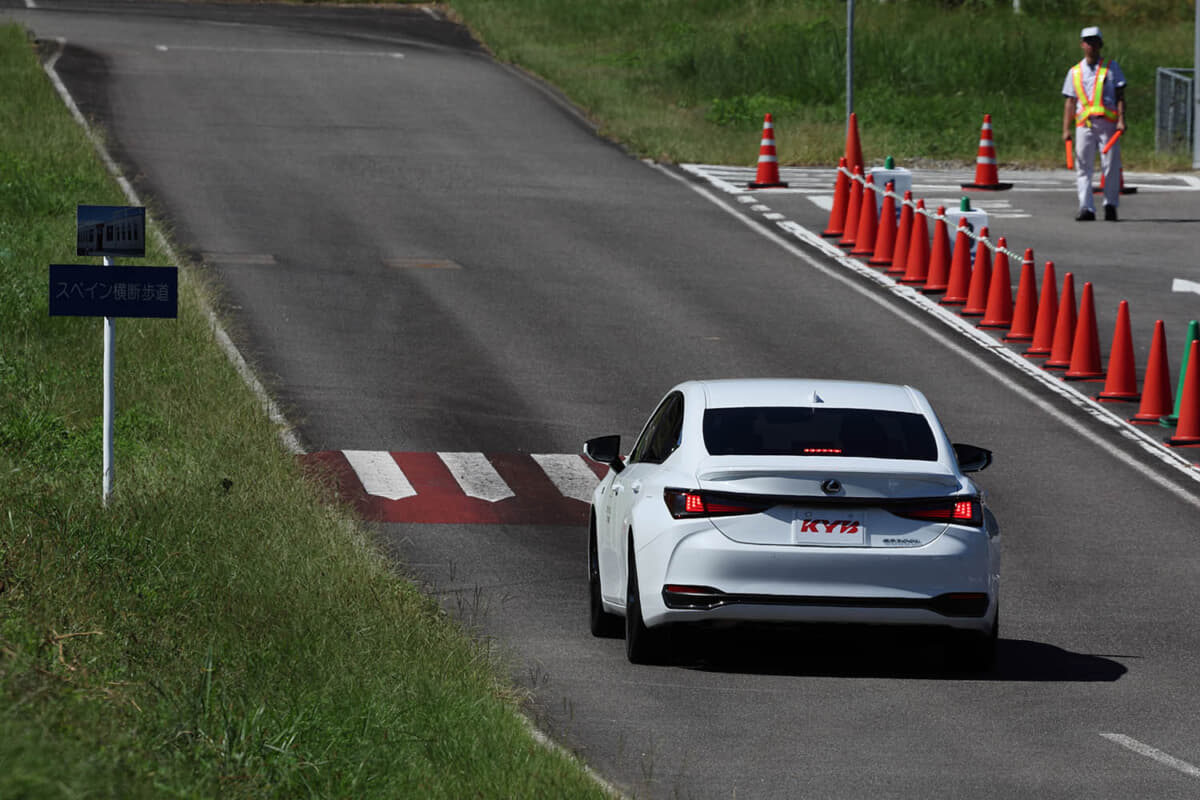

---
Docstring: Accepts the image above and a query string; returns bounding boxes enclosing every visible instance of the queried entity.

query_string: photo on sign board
[77,205,146,258]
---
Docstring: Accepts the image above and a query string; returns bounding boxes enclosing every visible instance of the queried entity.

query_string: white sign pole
[1195,0,1200,168]
[102,255,114,507]
[845,0,854,118]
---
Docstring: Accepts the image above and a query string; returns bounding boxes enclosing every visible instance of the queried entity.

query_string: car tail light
[892,498,982,526]
[664,488,769,519]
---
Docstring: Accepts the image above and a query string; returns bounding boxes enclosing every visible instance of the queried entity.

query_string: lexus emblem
[821,479,842,495]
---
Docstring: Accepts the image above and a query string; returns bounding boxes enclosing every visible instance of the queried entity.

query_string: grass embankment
[0,24,606,798]
[440,0,1193,170]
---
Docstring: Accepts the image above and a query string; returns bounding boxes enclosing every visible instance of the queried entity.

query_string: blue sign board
[77,205,146,258]
[49,264,178,318]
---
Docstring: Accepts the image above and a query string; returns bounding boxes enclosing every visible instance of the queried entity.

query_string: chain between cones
[838,165,1021,261]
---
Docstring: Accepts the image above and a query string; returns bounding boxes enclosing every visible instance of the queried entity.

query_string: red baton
[1065,139,1074,170]
[1102,128,1123,155]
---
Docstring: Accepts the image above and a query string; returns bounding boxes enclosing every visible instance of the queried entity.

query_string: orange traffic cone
[1024,261,1058,358]
[961,114,1013,191]
[850,175,880,258]
[900,201,931,286]
[1064,282,1104,381]
[1131,320,1174,424]
[979,237,1014,329]
[960,228,991,316]
[839,167,864,249]
[1044,272,1078,370]
[888,191,914,276]
[940,219,973,305]
[844,112,864,176]
[869,181,897,267]
[822,158,849,238]
[1097,300,1139,402]
[748,113,788,189]
[922,207,952,293]
[1165,340,1200,447]
[1004,249,1038,342]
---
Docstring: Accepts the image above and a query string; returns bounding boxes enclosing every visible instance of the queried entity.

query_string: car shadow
[665,624,1128,682]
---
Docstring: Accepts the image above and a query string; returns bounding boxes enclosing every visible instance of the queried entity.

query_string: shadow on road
[664,624,1127,682]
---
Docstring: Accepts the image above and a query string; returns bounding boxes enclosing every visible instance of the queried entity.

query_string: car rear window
[703,407,938,460]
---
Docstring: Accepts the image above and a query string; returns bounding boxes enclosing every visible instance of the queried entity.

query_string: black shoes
[1104,205,1118,221]
[1076,209,1096,221]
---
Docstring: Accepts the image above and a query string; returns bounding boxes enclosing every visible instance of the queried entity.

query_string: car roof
[693,379,924,413]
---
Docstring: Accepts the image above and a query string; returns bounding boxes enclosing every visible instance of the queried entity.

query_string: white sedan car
[584,378,1000,670]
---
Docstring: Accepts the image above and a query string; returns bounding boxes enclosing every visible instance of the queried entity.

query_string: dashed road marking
[1172,278,1200,296]
[155,44,405,59]
[1101,733,1200,779]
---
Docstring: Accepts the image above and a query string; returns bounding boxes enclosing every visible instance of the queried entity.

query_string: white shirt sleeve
[1062,66,1078,98]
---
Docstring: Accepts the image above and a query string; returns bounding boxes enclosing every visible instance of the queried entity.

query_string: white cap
[1080,26,1102,41]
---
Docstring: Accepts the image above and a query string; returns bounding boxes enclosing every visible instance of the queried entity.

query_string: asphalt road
[8,2,1200,797]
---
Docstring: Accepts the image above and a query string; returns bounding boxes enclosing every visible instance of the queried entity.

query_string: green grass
[438,0,1195,169]
[0,24,607,798]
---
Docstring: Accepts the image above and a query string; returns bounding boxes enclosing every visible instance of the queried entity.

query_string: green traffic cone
[1161,319,1199,427]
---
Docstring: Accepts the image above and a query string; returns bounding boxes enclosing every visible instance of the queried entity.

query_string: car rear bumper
[641,526,999,632]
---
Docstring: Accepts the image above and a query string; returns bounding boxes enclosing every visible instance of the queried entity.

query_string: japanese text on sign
[49,264,178,319]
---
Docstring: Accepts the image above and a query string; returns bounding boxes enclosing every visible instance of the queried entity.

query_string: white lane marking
[155,45,404,59]
[532,454,599,503]
[342,451,416,500]
[25,0,37,9]
[1172,278,1200,296]
[656,163,1200,509]
[1101,733,1200,778]
[438,452,515,502]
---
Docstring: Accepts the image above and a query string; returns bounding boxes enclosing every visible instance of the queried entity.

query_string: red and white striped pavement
[299,451,607,523]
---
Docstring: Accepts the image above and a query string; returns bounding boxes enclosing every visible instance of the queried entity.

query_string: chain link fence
[1155,67,1193,154]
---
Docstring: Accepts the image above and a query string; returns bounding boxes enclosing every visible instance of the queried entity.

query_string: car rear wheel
[625,539,668,664]
[589,524,622,638]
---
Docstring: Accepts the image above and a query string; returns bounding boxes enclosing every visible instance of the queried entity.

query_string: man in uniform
[1062,26,1126,221]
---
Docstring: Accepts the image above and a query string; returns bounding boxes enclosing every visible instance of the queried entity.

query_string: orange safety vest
[1072,60,1118,127]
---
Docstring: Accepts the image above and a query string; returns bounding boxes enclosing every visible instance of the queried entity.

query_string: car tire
[946,610,998,673]
[625,538,668,664]
[589,524,622,638]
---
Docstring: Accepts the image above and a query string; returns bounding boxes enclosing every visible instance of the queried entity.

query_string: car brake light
[893,498,981,526]
[664,488,768,519]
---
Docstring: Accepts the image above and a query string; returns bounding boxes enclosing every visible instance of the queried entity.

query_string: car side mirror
[584,435,624,473]
[953,443,993,473]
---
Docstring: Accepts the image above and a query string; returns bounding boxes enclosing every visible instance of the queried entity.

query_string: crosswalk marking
[341,450,416,500]
[438,451,516,502]
[531,453,602,503]
[301,451,608,524]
